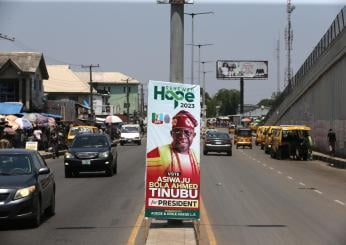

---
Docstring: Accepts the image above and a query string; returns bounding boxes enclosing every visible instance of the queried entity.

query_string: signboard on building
[216,60,268,80]
[145,80,200,220]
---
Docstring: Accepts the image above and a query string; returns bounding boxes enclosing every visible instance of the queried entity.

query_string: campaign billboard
[216,60,268,80]
[145,80,200,220]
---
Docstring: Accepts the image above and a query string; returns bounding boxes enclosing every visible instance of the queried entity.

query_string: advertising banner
[216,60,268,80]
[145,80,200,220]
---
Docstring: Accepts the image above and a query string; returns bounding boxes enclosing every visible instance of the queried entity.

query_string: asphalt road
[1,135,346,245]
[199,137,346,245]
[0,143,148,245]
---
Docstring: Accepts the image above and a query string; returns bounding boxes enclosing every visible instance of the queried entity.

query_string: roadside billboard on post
[216,60,268,80]
[145,80,200,220]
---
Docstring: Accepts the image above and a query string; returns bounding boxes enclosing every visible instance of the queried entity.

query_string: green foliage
[205,89,240,117]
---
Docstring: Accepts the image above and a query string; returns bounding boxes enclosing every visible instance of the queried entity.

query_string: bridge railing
[266,6,345,123]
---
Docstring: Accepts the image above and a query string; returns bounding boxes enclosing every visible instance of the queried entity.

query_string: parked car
[64,133,118,177]
[120,124,142,145]
[0,149,55,227]
[203,132,232,156]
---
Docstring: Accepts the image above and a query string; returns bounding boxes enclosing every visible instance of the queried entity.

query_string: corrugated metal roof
[75,72,140,84]
[44,65,96,93]
[0,52,48,79]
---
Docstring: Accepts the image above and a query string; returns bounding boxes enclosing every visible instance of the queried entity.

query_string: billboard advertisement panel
[145,80,200,220]
[216,60,268,80]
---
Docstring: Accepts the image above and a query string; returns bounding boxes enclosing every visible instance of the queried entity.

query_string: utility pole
[141,84,144,118]
[121,77,134,123]
[276,38,281,94]
[81,64,99,122]
[285,0,295,89]
[0,33,15,42]
[185,11,214,84]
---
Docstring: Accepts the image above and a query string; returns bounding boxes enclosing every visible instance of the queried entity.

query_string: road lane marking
[299,182,306,186]
[257,161,261,163]
[269,167,274,170]
[287,176,293,180]
[201,198,217,245]
[263,164,267,167]
[334,200,345,206]
[126,205,145,245]
[277,171,283,174]
[252,158,256,161]
[314,190,323,195]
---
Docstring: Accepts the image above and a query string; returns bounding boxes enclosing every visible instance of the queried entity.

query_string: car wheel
[46,191,56,216]
[270,150,275,158]
[250,145,252,149]
[203,150,208,155]
[236,145,238,149]
[106,165,114,177]
[227,151,232,156]
[276,148,282,160]
[120,142,124,146]
[65,168,72,178]
[138,141,141,145]
[31,198,41,228]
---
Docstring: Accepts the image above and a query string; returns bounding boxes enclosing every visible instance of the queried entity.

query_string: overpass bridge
[266,6,346,157]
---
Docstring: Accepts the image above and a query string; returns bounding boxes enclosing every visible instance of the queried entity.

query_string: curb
[312,154,346,169]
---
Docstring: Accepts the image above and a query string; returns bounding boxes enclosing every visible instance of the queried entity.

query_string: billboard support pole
[170,4,184,83]
[240,77,244,116]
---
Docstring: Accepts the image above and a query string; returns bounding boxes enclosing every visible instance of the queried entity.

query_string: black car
[203,132,232,156]
[64,133,118,177]
[0,149,55,227]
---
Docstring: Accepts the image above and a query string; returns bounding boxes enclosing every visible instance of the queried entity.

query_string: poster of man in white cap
[145,80,200,220]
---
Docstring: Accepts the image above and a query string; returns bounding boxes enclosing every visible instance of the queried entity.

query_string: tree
[214,89,240,116]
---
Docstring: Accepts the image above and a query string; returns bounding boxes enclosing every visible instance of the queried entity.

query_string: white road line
[263,164,267,167]
[252,158,256,161]
[269,167,274,170]
[334,200,345,206]
[257,161,261,163]
[299,182,306,186]
[287,176,293,180]
[277,171,282,174]
[314,190,323,195]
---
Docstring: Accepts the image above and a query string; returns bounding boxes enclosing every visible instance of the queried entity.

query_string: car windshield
[72,136,108,148]
[207,132,229,139]
[0,154,32,175]
[237,130,252,137]
[121,127,139,133]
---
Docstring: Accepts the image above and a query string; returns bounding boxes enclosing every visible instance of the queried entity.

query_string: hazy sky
[0,0,343,104]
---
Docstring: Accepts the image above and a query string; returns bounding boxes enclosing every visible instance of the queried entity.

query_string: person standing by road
[327,128,336,156]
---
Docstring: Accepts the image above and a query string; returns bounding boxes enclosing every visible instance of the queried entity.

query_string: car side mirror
[111,142,118,147]
[38,167,50,175]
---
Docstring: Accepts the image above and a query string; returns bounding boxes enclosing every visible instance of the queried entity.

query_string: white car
[120,124,142,145]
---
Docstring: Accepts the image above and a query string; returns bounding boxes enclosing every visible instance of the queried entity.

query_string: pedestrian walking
[327,128,336,156]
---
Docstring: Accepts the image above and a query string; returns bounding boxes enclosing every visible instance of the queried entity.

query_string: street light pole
[200,60,213,128]
[195,43,213,85]
[184,11,213,84]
